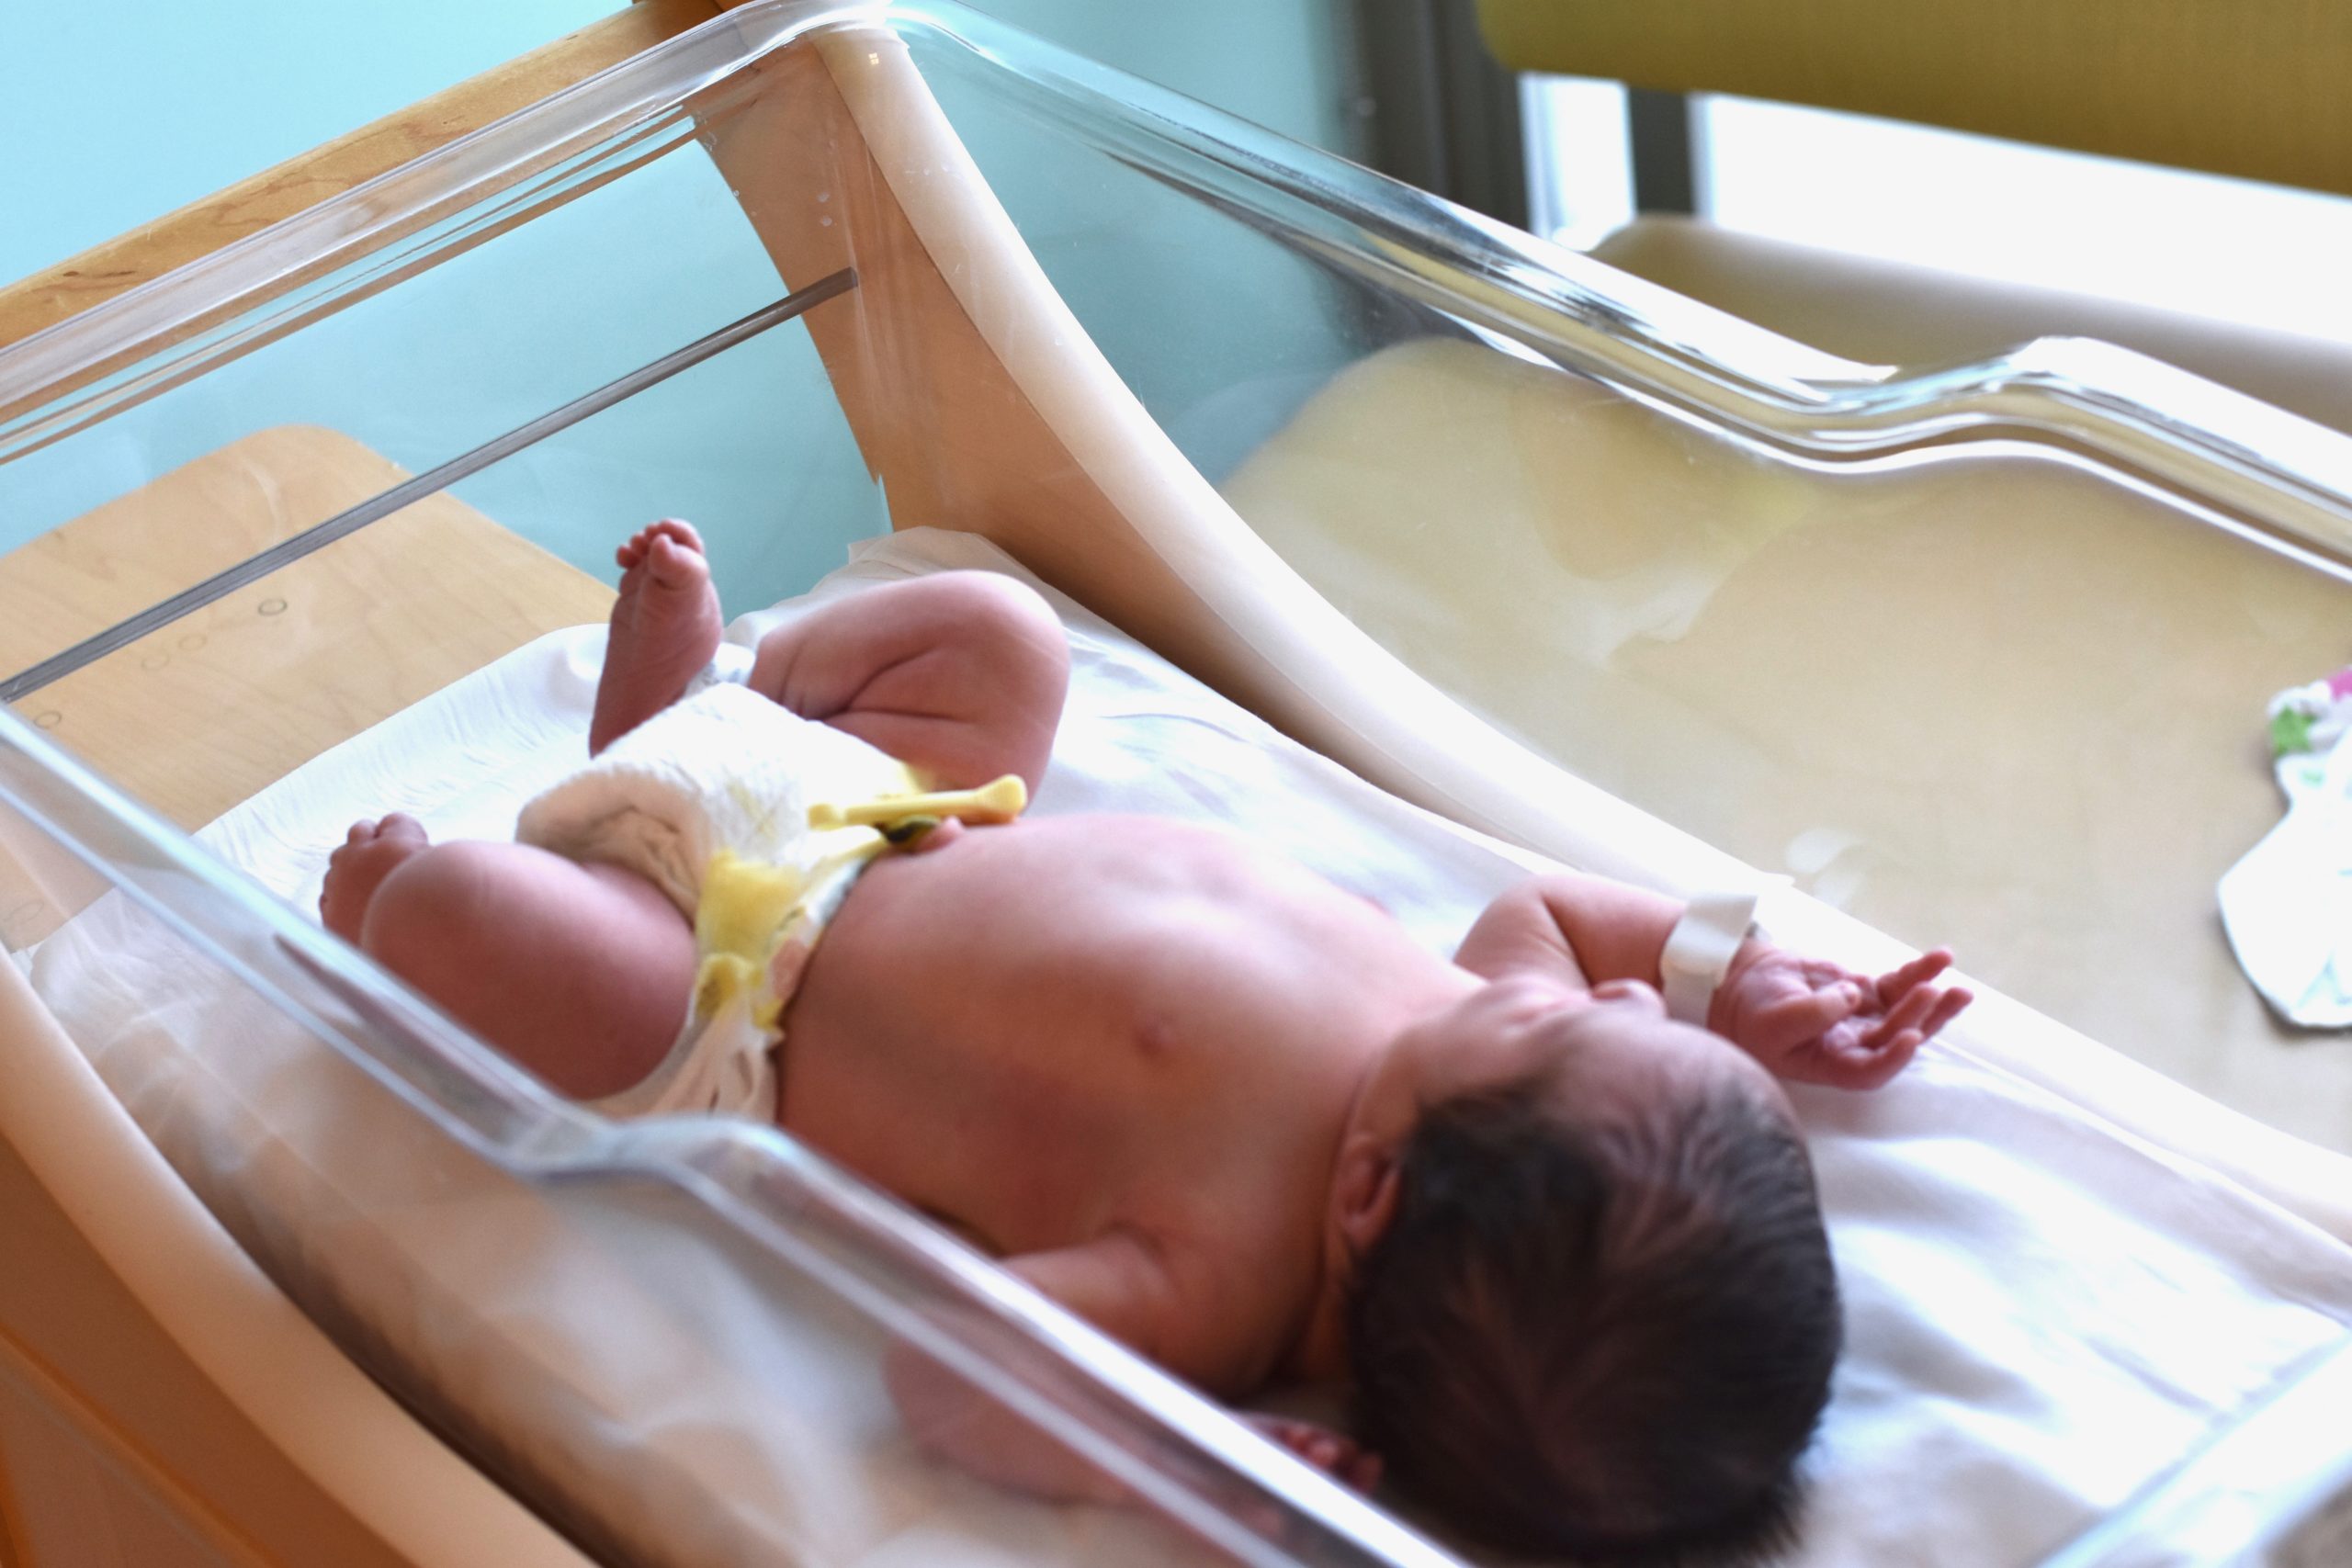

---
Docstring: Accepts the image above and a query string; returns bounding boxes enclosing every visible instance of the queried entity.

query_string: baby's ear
[1332,1132,1404,1257]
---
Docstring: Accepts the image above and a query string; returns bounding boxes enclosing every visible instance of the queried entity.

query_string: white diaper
[516,670,922,1121]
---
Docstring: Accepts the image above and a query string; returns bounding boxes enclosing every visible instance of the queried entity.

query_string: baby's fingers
[1864,979,1943,1046]
[1290,1427,1380,1492]
[1824,981,1968,1089]
[1873,948,1953,1004]
[1762,980,1870,1042]
[1918,986,1973,1042]
[1250,1418,1381,1494]
[1821,1026,1920,1089]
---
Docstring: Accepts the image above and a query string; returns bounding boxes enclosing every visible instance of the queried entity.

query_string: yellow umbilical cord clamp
[807,773,1027,832]
[693,851,808,1032]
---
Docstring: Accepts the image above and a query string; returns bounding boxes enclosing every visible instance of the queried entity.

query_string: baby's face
[1365,975,1792,1146]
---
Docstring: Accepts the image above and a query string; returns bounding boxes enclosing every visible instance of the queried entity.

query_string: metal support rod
[1627,88,1699,215]
[1351,0,1528,229]
[0,266,859,705]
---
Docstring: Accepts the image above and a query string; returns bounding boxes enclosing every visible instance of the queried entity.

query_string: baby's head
[1329,977,1838,1564]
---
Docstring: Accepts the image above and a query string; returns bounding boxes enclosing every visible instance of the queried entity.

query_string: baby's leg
[748,571,1070,794]
[591,519,726,754]
[325,818,695,1100]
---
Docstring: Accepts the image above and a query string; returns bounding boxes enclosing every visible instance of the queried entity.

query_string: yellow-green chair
[1475,0,2352,431]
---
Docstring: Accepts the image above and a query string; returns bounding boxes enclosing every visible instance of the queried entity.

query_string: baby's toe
[645,517,704,553]
[620,519,703,574]
[649,534,687,577]
[643,533,710,590]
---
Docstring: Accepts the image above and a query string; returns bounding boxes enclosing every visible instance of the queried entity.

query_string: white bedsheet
[32,528,2352,1567]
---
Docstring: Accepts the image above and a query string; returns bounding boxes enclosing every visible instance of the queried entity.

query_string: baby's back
[778,815,1463,1273]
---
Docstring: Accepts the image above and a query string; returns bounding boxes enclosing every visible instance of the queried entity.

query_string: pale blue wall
[0,0,620,284]
[1,1,1362,286]
[0,2,1365,609]
[980,0,1363,155]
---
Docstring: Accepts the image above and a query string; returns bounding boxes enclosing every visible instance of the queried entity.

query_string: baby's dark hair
[1345,1077,1839,1565]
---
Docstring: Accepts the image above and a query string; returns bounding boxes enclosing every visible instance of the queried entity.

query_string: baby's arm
[886,1232,1197,1506]
[1459,872,1971,1089]
[887,1229,1374,1504]
[1454,874,1681,991]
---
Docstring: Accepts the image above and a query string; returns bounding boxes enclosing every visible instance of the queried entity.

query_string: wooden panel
[0,0,722,355]
[0,425,613,837]
[0,960,597,1568]
[0,1143,390,1568]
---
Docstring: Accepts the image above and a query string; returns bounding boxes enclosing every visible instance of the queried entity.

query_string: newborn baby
[322,522,1970,1563]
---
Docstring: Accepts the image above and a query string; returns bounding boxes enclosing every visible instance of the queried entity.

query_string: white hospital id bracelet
[1660,885,1777,1027]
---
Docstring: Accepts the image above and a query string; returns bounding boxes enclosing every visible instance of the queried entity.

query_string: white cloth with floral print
[2221,666,2352,1029]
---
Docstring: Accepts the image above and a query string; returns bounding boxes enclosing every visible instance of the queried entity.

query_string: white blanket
[33,528,2352,1567]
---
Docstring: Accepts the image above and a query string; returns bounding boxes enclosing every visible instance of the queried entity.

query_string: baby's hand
[1242,1415,1383,1494]
[1711,945,1972,1090]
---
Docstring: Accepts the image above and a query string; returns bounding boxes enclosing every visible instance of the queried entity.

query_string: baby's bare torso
[779,815,1465,1303]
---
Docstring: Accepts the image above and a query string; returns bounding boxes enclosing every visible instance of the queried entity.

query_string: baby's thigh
[363,840,695,1100]
[751,572,1070,790]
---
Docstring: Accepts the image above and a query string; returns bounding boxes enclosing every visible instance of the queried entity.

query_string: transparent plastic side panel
[1234,391,2347,1141]
[908,30,1404,490]
[0,728,1438,1568]
[897,18,2352,1153]
[1211,344,2352,1121]
[0,98,883,618]
[2035,1337,2352,1568]
[0,73,887,834]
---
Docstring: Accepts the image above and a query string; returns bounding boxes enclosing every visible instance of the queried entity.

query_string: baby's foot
[322,814,431,942]
[591,520,725,753]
